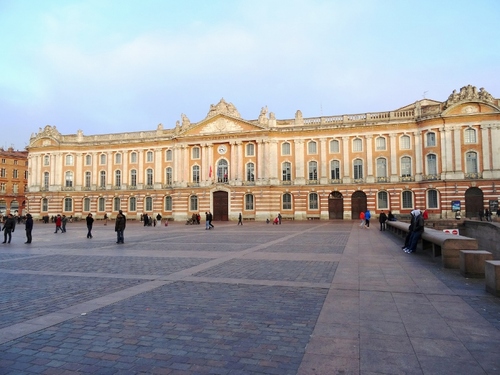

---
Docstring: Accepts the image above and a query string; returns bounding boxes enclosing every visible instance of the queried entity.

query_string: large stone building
[25,85,500,221]
[0,147,29,216]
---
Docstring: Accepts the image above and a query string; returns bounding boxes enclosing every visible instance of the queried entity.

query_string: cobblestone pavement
[0,220,499,374]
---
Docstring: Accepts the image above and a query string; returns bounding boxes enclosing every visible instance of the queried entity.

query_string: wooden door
[213,191,228,221]
[351,191,367,220]
[465,187,483,219]
[328,191,344,219]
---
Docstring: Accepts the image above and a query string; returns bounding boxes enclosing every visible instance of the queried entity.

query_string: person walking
[86,213,94,238]
[365,210,371,228]
[61,215,68,233]
[2,214,16,244]
[208,211,214,229]
[379,210,388,231]
[25,213,33,244]
[205,212,210,230]
[54,214,62,233]
[115,210,126,244]
[403,209,425,254]
[156,213,162,225]
[359,211,365,228]
[278,213,282,225]
[103,213,108,226]
[238,213,243,225]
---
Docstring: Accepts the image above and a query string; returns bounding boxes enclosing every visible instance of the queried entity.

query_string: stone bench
[459,250,493,278]
[387,221,478,269]
[485,261,500,296]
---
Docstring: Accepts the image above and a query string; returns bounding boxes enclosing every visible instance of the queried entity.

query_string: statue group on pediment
[444,85,495,109]
[206,98,241,119]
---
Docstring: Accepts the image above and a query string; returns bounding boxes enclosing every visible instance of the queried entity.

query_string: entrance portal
[213,191,228,221]
[351,191,367,220]
[465,187,483,218]
[328,191,344,219]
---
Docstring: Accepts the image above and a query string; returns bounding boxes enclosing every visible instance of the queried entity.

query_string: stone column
[107,152,113,187]
[75,153,83,187]
[236,141,243,182]
[389,134,397,181]
[269,140,278,184]
[92,152,98,186]
[319,138,327,183]
[454,126,463,172]
[257,140,264,184]
[342,136,350,178]
[365,135,373,182]
[173,145,181,184]
[294,139,305,184]
[122,151,128,184]
[481,124,491,172]
[155,148,162,184]
[413,131,423,180]
[491,123,500,173]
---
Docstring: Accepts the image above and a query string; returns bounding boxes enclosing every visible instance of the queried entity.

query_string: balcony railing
[465,172,482,179]
[281,180,292,185]
[62,186,75,191]
[162,184,172,189]
[400,176,415,182]
[376,177,389,183]
[129,185,137,190]
[352,178,364,184]
[145,185,154,189]
[422,174,440,181]
[307,179,318,185]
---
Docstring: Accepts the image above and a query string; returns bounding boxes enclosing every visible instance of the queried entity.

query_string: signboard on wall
[451,200,461,212]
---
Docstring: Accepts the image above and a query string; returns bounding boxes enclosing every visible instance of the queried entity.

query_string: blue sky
[1,0,499,150]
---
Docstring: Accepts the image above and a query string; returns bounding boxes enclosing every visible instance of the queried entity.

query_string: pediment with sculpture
[443,85,497,110]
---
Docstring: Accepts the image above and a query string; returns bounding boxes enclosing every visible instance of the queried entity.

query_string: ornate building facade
[0,147,29,216]
[25,85,500,221]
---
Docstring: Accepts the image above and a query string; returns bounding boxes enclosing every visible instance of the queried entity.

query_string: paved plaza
[0,219,500,374]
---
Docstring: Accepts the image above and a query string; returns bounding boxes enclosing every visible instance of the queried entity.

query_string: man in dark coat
[115,210,126,244]
[86,213,94,238]
[25,213,33,244]
[2,214,16,244]
[379,211,388,231]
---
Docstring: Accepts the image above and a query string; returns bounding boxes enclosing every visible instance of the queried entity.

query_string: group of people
[359,210,372,228]
[478,208,500,222]
[205,211,214,229]
[1,213,33,244]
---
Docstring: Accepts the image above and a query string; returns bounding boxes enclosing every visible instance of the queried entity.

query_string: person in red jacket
[54,214,62,233]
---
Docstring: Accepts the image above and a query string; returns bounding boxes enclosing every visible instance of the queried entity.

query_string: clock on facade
[217,145,227,154]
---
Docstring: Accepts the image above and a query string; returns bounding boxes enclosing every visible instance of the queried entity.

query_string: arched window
[164,196,172,211]
[146,151,154,162]
[426,132,436,147]
[376,137,386,150]
[130,152,137,163]
[378,191,388,209]
[44,155,50,166]
[115,170,121,187]
[65,154,74,166]
[309,193,318,209]
[330,139,340,153]
[83,197,90,212]
[64,197,72,212]
[192,165,200,183]
[281,142,291,155]
[85,154,92,165]
[246,143,255,156]
[330,160,340,180]
[41,198,48,211]
[217,159,229,183]
[353,159,363,179]
[100,154,106,165]
[401,157,412,177]
[192,147,200,159]
[282,162,291,181]
[115,153,122,164]
[427,189,439,209]
[85,171,91,188]
[43,172,49,189]
[427,154,437,175]
[98,197,105,211]
[190,195,198,211]
[464,128,477,143]
[400,135,411,149]
[130,170,137,187]
[245,194,254,210]
[402,191,413,209]
[283,193,292,210]
[246,162,255,182]
[165,167,172,185]
[376,158,387,178]
[353,138,362,152]
[113,197,121,211]
[165,149,172,161]
[466,152,478,173]
[99,171,106,188]
[308,161,318,180]
[65,171,73,187]
[308,141,317,154]
[145,196,153,211]
[146,168,153,186]
[129,197,136,211]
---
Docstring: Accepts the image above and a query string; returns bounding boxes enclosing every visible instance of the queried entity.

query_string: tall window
[85,154,92,165]
[353,138,362,152]
[42,198,48,211]
[283,193,292,210]
[466,152,478,173]
[65,154,73,165]
[83,197,90,212]
[64,197,72,212]
[13,184,18,194]
[282,162,291,181]
[114,197,121,211]
[309,193,318,209]
[192,147,200,159]
[146,169,153,186]
[115,153,122,164]
[246,163,255,182]
[400,135,411,149]
[166,150,172,161]
[0,182,5,192]
[0,168,5,178]
[308,141,317,154]
[145,196,153,211]
[308,161,318,180]
[13,170,18,178]
[190,195,198,211]
[353,159,363,179]
[402,191,413,209]
[115,170,121,187]
[427,154,437,175]
[98,197,105,211]
[130,152,137,163]
[44,155,50,166]
[85,171,91,188]
[427,190,438,209]
[99,171,106,188]
[146,151,153,162]
[245,194,254,210]
[65,171,73,187]
[376,158,387,178]
[330,140,340,153]
[246,143,255,156]
[464,128,477,143]
[217,160,229,183]
[192,165,200,183]
[282,142,291,155]
[164,196,172,211]
[426,132,436,147]
[165,167,172,185]
[401,157,412,177]
[330,160,340,180]
[129,197,136,211]
[100,154,106,165]
[378,191,389,209]
[376,137,386,150]
[130,170,137,187]
[43,172,49,189]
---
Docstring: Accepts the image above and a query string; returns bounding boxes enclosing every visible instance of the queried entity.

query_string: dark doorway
[213,191,228,221]
[465,187,483,218]
[351,191,367,220]
[328,191,344,219]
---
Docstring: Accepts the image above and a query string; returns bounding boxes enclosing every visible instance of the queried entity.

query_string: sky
[1,0,499,150]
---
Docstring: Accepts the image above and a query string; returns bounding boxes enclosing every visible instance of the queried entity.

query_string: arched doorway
[213,191,228,221]
[465,187,483,218]
[328,191,344,219]
[351,191,367,220]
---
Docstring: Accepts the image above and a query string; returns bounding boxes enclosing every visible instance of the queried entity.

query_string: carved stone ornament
[462,106,478,114]
[205,98,241,119]
[443,85,495,109]
[200,118,243,134]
